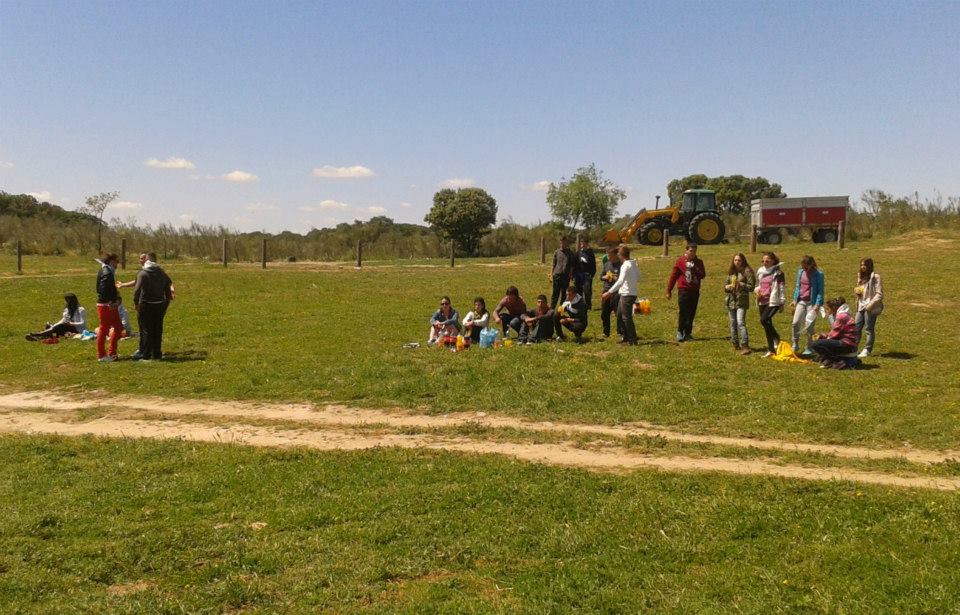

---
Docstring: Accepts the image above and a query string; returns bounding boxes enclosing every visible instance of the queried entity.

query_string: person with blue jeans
[790,255,824,354]
[724,253,756,355]
[855,257,884,358]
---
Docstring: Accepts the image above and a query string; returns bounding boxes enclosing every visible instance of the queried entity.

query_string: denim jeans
[618,295,638,343]
[727,307,749,347]
[855,309,879,352]
[791,301,818,349]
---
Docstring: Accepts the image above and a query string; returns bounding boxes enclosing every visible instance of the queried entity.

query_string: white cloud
[109,201,142,209]
[145,156,195,170]
[366,206,387,215]
[523,180,552,192]
[222,170,258,183]
[399,202,412,208]
[244,202,275,212]
[311,165,374,179]
[27,191,52,201]
[439,178,475,189]
[299,199,350,212]
[0,160,14,169]
[179,214,194,222]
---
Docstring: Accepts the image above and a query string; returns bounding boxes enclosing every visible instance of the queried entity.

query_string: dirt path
[1,391,958,491]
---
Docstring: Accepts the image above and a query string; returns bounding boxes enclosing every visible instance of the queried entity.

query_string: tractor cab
[680,189,717,214]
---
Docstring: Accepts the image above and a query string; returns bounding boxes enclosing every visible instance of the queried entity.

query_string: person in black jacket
[555,286,588,342]
[95,253,122,362]
[575,237,597,310]
[132,252,174,361]
[550,236,577,309]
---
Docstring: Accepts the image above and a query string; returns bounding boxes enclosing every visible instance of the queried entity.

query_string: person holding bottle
[755,252,786,357]
[854,257,884,358]
[790,255,825,355]
[724,253,756,355]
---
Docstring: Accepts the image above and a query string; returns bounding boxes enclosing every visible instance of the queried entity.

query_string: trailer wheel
[818,228,838,243]
[763,230,782,245]
[688,213,725,244]
[637,222,665,245]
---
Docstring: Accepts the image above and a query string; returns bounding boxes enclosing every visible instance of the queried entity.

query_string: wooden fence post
[261,238,267,269]
[16,240,22,274]
[837,221,845,250]
[662,230,670,257]
[222,239,228,267]
[540,237,546,264]
[449,241,455,268]
[120,238,127,270]
[356,240,362,268]
[750,224,758,253]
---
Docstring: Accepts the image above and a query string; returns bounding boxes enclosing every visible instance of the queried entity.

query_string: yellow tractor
[603,189,726,246]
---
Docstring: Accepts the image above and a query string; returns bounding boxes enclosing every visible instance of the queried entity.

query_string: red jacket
[667,255,706,293]
[827,306,859,347]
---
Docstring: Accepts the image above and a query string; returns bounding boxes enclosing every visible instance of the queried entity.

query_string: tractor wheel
[688,213,725,244]
[637,222,665,246]
[818,228,838,243]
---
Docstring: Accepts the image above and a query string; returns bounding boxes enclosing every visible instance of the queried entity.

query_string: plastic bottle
[456,335,465,351]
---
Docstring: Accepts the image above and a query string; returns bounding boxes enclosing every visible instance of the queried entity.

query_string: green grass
[2,231,958,450]
[2,434,959,614]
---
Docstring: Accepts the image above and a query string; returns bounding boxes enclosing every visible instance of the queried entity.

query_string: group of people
[427,237,885,368]
[25,251,175,362]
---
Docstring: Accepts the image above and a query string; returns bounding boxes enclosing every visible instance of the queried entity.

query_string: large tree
[79,191,119,253]
[424,187,498,255]
[667,174,785,214]
[547,164,626,230]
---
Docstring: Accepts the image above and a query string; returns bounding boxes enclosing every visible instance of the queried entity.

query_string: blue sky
[2,1,958,232]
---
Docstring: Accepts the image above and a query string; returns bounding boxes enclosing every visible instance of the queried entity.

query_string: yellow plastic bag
[771,341,814,365]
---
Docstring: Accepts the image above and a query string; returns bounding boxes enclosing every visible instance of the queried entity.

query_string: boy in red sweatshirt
[666,243,706,342]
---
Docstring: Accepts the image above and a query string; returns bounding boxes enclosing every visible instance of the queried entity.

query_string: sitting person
[26,293,86,341]
[493,286,527,339]
[115,296,135,339]
[555,286,588,342]
[427,296,461,345]
[462,297,490,344]
[808,297,859,369]
[518,295,556,344]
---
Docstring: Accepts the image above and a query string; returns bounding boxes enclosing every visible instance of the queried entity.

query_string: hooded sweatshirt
[133,261,173,306]
[826,304,859,347]
[756,263,785,307]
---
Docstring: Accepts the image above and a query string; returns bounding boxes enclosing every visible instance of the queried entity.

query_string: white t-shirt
[608,259,641,296]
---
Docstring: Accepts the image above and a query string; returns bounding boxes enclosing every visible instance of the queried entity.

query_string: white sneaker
[857,349,870,358]
[762,351,774,358]
[98,355,115,363]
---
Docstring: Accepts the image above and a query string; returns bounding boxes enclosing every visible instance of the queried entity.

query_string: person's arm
[72,306,87,330]
[164,273,174,301]
[587,252,597,276]
[474,312,489,328]
[694,259,706,281]
[132,271,145,307]
[813,271,824,306]
[792,269,801,303]
[442,310,459,327]
[666,260,681,296]
[743,270,756,294]
[607,262,627,295]
[492,298,506,322]
[865,274,883,310]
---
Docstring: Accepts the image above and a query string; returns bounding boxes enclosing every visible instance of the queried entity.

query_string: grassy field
[2,231,959,612]
[1,231,958,449]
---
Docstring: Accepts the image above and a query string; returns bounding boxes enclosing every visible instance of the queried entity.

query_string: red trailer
[750,196,849,244]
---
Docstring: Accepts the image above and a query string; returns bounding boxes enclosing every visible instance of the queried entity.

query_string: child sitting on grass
[26,293,86,341]
[809,297,859,369]
[427,296,461,345]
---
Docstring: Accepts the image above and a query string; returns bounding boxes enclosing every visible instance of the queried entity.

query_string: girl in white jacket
[855,258,884,357]
[755,252,786,357]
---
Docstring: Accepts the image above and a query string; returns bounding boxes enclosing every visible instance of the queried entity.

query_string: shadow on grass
[879,351,916,360]
[160,350,209,363]
[855,363,881,370]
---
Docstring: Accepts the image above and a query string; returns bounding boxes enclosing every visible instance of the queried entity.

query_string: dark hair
[727,253,752,276]
[536,294,547,302]
[64,293,80,319]
[826,297,846,311]
[566,285,577,294]
[440,296,451,305]
[686,243,698,251]
[606,247,617,255]
[147,252,157,262]
[762,252,779,265]
[102,253,119,264]
[859,258,875,283]
[619,246,631,258]
[560,236,570,243]
[473,297,486,315]
[801,255,818,271]
[505,286,519,297]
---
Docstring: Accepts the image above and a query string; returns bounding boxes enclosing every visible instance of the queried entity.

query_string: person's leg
[508,317,523,336]
[152,304,165,359]
[137,306,148,356]
[428,325,440,344]
[686,291,700,338]
[760,306,779,352]
[601,295,613,337]
[790,301,807,350]
[500,315,511,337]
[863,311,878,353]
[570,321,586,341]
[803,304,817,349]
[107,306,121,358]
[553,312,565,339]
[550,277,562,309]
[620,295,637,342]
[583,274,593,310]
[738,307,750,348]
[676,290,689,340]
[810,339,851,362]
[727,308,739,348]
[95,304,110,358]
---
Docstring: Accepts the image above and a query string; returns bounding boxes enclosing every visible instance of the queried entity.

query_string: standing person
[493,286,527,339]
[94,253,123,362]
[574,238,597,310]
[550,236,577,309]
[809,297,859,369]
[133,252,174,360]
[427,296,461,345]
[755,252,786,358]
[518,295,556,344]
[462,297,490,344]
[25,293,86,341]
[854,257,884,358]
[602,245,641,345]
[666,243,706,342]
[790,255,825,354]
[555,286,588,342]
[724,253,756,355]
[599,247,623,339]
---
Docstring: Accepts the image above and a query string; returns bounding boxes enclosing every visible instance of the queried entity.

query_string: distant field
[1,231,958,449]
